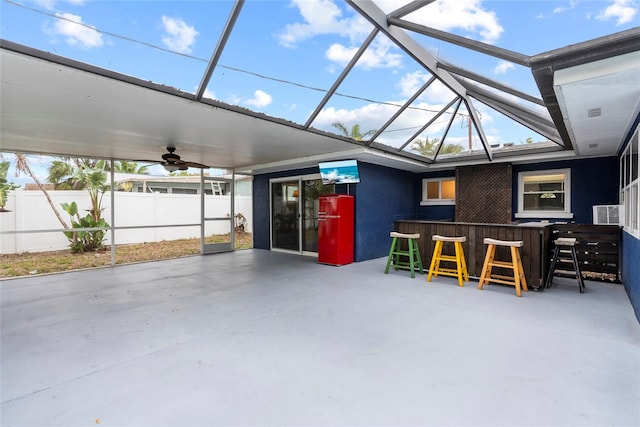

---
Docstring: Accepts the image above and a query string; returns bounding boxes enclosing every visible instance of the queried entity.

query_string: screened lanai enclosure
[1,3,640,425]
[1,0,638,173]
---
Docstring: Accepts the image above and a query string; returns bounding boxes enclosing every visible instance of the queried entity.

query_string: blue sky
[1,0,639,184]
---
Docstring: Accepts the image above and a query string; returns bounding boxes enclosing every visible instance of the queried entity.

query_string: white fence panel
[0,190,252,254]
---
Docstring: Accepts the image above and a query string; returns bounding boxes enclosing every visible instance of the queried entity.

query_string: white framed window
[515,169,573,219]
[621,126,639,236]
[421,177,455,205]
[172,187,198,195]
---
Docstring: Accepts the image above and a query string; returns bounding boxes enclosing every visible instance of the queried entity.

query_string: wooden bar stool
[427,235,469,287]
[545,237,585,293]
[478,238,528,297]
[384,232,424,278]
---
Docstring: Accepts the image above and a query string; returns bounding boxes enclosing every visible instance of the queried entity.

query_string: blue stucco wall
[622,232,640,322]
[252,162,416,261]
[512,157,619,224]
[353,162,416,261]
[251,171,271,251]
[411,157,619,223]
[253,157,620,262]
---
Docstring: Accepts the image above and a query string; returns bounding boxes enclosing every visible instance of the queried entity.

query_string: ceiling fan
[154,146,210,172]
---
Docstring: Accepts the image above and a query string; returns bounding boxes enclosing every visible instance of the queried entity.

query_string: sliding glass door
[271,175,334,254]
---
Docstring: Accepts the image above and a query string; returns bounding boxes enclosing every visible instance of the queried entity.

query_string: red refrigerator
[318,194,354,266]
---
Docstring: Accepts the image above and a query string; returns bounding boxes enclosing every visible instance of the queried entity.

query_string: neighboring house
[24,183,55,191]
[113,173,252,196]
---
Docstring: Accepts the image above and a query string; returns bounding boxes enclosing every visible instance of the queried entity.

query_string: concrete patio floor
[1,249,639,426]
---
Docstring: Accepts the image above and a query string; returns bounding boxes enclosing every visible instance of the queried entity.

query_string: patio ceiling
[1,1,639,174]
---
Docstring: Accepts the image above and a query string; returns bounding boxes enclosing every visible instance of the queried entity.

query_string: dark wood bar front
[395,220,553,289]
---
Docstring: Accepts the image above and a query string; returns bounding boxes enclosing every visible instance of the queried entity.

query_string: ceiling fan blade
[184,161,210,169]
[136,149,209,170]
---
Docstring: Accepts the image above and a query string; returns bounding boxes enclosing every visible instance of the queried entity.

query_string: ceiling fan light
[164,163,179,172]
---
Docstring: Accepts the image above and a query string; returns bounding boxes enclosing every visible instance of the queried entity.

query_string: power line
[4,0,464,118]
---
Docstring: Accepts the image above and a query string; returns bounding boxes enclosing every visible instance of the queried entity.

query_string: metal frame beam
[305,29,379,129]
[388,17,530,66]
[346,0,492,159]
[366,75,436,145]
[431,99,463,161]
[388,0,436,19]
[397,97,459,152]
[438,61,544,106]
[195,0,244,101]
[468,87,562,145]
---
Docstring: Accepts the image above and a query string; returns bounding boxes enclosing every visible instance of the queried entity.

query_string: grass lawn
[0,232,252,279]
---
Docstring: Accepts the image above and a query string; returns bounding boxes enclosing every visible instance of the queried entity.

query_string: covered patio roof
[1,1,639,173]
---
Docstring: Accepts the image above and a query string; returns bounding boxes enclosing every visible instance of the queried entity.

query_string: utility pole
[468,115,473,150]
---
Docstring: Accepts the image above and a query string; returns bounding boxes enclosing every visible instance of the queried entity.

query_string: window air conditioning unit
[593,205,624,225]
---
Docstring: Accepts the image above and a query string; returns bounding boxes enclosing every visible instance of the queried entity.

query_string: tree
[411,137,440,156]
[47,158,109,222]
[15,154,110,252]
[440,143,464,155]
[110,161,149,174]
[332,122,377,141]
[0,161,21,212]
[15,154,70,229]
[411,137,464,156]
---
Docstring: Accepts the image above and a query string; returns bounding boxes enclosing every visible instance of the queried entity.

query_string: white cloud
[244,90,273,108]
[552,1,578,14]
[359,38,403,69]
[386,0,504,44]
[34,0,57,9]
[314,97,460,148]
[596,0,638,25]
[494,60,514,75]
[35,0,87,9]
[397,71,455,103]
[199,88,216,101]
[325,38,402,69]
[50,12,103,49]
[279,0,506,73]
[161,16,198,54]
[276,0,367,48]
[398,71,427,98]
[314,103,391,137]
[277,0,392,69]
[325,43,356,64]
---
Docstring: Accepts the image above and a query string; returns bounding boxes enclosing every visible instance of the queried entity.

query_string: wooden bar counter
[395,220,553,290]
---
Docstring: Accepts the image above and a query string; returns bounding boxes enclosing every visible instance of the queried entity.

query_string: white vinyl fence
[0,190,252,254]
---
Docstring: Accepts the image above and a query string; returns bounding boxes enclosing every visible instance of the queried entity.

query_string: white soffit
[553,51,640,156]
[0,48,360,170]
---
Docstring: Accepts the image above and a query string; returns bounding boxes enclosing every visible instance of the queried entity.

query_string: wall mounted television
[318,160,360,185]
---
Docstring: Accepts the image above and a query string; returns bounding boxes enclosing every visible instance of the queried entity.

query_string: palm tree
[15,153,70,228]
[0,161,20,212]
[111,161,149,174]
[411,137,440,156]
[47,158,108,222]
[332,122,377,141]
[441,143,464,155]
[411,137,464,156]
